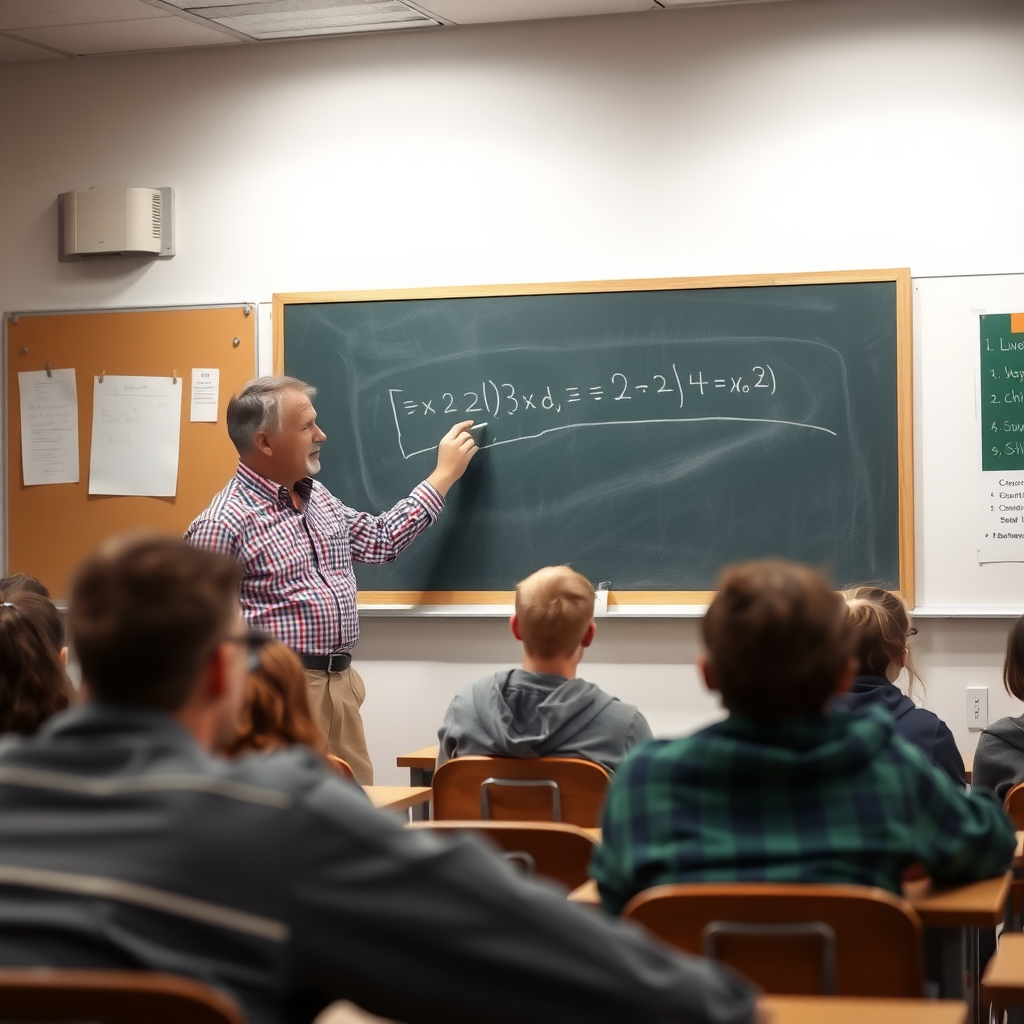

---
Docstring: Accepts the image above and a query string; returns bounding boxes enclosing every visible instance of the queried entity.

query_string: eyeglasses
[224,629,274,673]
[906,627,918,638]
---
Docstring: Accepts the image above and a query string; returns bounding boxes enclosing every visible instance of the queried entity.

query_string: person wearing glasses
[0,534,757,1024]
[185,375,479,784]
[836,586,964,785]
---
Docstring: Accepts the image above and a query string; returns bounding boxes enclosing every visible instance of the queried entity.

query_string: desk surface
[396,745,438,769]
[759,996,967,1023]
[1015,831,1023,869]
[902,872,1011,927]
[364,786,432,812]
[982,932,1024,1002]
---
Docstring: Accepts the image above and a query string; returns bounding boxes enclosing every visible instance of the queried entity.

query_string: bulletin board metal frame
[274,269,914,610]
[4,303,257,600]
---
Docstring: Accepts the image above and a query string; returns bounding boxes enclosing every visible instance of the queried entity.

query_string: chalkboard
[276,272,912,605]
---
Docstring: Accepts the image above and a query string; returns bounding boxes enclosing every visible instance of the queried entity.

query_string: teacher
[185,376,477,783]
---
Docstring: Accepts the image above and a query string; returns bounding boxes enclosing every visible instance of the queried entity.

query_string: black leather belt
[300,652,352,673]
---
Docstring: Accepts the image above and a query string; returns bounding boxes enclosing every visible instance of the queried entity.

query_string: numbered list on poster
[979,312,1024,562]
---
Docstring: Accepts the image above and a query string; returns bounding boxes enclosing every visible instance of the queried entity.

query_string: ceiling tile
[0,0,168,31]
[0,31,66,61]
[205,1,435,39]
[12,15,240,53]
[415,0,655,23]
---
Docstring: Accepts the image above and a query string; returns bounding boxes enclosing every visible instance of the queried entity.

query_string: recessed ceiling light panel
[171,0,436,39]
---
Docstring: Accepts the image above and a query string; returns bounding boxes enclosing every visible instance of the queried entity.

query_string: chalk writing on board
[388,359,835,460]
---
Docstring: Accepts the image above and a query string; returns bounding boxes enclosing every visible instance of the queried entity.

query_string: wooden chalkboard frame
[274,269,913,608]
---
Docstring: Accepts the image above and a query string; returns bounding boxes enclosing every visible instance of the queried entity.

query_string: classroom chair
[431,756,610,828]
[981,932,1024,1022]
[622,883,925,998]
[1003,784,1024,931]
[407,820,600,889]
[1005,784,1024,829]
[0,969,243,1024]
[327,754,356,781]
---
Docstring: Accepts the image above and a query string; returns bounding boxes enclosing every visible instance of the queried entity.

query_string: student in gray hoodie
[973,615,1024,800]
[437,566,651,772]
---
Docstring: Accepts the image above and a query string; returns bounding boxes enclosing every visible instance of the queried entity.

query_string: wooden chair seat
[1005,783,1024,830]
[0,969,244,1023]
[623,883,924,998]
[408,820,599,889]
[431,756,609,827]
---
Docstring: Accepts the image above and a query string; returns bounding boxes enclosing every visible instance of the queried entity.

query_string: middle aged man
[186,375,477,783]
[0,534,758,1024]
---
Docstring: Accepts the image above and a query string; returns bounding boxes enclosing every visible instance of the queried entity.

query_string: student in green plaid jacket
[592,561,1016,916]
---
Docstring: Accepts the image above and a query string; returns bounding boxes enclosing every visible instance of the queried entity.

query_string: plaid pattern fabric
[591,704,1015,915]
[185,462,443,654]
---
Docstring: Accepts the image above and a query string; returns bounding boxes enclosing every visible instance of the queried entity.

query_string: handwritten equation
[386,348,838,459]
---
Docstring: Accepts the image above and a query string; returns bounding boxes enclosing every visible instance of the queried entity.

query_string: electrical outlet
[966,687,988,731]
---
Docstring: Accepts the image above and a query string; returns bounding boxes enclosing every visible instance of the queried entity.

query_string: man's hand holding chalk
[427,419,480,496]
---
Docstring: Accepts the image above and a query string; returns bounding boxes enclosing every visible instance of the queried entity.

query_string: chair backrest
[408,820,600,889]
[326,754,356,781]
[622,883,924,998]
[431,756,610,827]
[0,969,244,1024]
[1005,782,1024,829]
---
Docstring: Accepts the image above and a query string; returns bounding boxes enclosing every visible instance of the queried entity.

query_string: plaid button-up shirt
[591,705,1015,915]
[185,462,443,655]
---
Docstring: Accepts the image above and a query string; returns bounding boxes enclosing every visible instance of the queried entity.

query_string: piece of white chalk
[469,422,488,430]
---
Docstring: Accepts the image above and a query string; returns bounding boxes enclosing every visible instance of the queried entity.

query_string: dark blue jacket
[832,675,964,786]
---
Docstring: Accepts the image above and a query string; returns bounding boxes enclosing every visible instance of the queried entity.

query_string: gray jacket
[437,668,653,772]
[973,714,1024,800]
[0,704,754,1024]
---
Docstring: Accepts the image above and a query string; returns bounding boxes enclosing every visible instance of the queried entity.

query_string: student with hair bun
[0,592,72,736]
[835,587,963,785]
[972,616,1024,800]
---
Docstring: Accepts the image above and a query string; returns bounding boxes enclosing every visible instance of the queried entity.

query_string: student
[972,615,1024,800]
[223,637,327,757]
[0,574,51,600]
[0,535,756,1024]
[0,592,71,735]
[591,560,1015,916]
[834,587,964,785]
[437,565,651,772]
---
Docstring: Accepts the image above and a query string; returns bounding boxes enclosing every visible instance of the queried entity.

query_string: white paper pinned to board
[190,367,219,423]
[88,375,182,497]
[18,368,80,486]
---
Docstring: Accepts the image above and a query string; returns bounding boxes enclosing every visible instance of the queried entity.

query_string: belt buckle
[328,652,344,673]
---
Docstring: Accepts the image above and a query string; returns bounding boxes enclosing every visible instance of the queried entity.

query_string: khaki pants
[304,666,373,785]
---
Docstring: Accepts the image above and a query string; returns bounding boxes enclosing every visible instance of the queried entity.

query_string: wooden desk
[759,995,967,1024]
[981,932,1024,1008]
[1014,831,1023,870]
[569,878,599,904]
[364,786,431,813]
[902,872,1011,928]
[396,745,438,820]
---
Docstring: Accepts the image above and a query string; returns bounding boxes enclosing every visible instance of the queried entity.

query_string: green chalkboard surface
[280,273,912,602]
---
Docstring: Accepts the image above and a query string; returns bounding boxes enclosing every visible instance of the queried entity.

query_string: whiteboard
[915,274,1024,614]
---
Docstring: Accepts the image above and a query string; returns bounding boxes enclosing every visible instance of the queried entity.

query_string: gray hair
[226,376,317,456]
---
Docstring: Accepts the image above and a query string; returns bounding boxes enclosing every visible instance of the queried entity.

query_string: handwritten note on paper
[18,369,80,486]
[88,375,183,497]
[190,367,219,423]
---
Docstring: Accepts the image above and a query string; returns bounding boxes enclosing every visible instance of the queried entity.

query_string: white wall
[3,0,1024,781]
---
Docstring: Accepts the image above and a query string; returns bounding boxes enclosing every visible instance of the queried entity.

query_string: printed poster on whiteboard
[978,312,1024,562]
[88,375,182,497]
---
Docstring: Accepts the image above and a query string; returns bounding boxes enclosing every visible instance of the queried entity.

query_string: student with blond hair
[834,587,963,785]
[437,566,651,771]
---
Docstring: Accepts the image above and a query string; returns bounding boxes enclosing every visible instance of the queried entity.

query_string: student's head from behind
[700,560,854,719]
[844,586,923,696]
[227,376,326,487]
[0,593,72,735]
[1003,615,1024,703]
[0,574,50,601]
[69,534,246,749]
[512,566,596,665]
[223,639,325,757]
